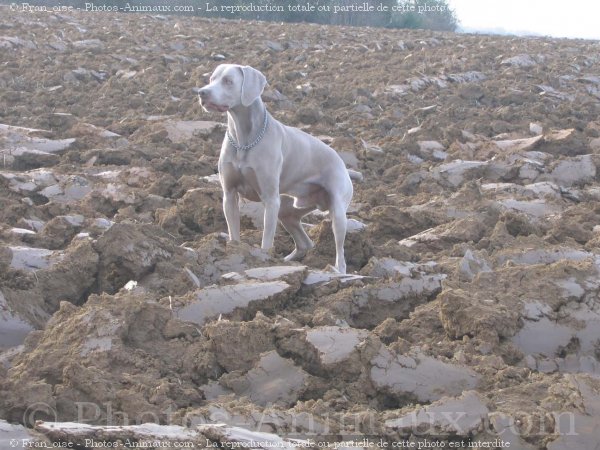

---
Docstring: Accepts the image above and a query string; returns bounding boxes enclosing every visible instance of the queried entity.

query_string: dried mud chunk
[7,246,61,272]
[493,135,543,152]
[276,323,379,381]
[313,272,444,329]
[500,54,538,68]
[162,120,225,144]
[186,237,277,286]
[370,346,480,403]
[457,249,492,281]
[385,391,489,436]
[304,326,373,373]
[399,215,491,253]
[204,318,275,372]
[0,124,75,169]
[498,198,563,220]
[144,173,177,198]
[35,239,99,311]
[0,246,11,271]
[439,288,520,344]
[3,293,210,424]
[497,210,544,238]
[511,298,600,372]
[0,379,55,424]
[82,147,134,166]
[242,265,308,286]
[4,148,61,170]
[590,137,600,152]
[416,140,448,161]
[295,106,323,125]
[94,223,175,293]
[547,203,600,245]
[303,219,372,271]
[219,351,309,407]
[1,240,98,329]
[149,152,215,179]
[364,205,445,243]
[72,39,104,51]
[539,128,588,157]
[173,280,294,327]
[545,375,600,450]
[307,327,364,363]
[495,244,592,267]
[34,215,85,249]
[432,160,489,188]
[542,154,597,187]
[157,187,225,236]
[82,183,139,217]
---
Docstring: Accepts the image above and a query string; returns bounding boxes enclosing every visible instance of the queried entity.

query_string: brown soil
[1,9,600,450]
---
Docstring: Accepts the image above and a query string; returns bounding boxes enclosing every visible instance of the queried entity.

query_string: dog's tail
[347,169,363,183]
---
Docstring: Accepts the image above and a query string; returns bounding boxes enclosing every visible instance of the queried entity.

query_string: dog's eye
[223,78,232,85]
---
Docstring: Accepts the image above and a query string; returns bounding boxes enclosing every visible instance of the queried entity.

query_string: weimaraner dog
[198,64,355,273]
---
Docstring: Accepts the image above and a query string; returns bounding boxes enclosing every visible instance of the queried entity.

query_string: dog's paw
[324,263,346,274]
[284,248,307,262]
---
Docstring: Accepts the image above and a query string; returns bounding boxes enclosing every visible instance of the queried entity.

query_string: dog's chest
[221,150,251,178]
[220,152,262,201]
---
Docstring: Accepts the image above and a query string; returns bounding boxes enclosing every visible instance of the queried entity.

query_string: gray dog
[198,64,355,273]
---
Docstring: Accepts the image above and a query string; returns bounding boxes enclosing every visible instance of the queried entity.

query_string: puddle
[514,301,600,373]
[512,317,574,356]
[0,290,35,350]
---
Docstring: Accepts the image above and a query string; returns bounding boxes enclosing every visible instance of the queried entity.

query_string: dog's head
[197,64,267,113]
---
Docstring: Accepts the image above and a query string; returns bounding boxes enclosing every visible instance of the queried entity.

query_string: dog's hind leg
[279,196,314,261]
[329,196,348,274]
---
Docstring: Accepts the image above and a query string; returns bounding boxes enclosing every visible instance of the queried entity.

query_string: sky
[447,0,600,40]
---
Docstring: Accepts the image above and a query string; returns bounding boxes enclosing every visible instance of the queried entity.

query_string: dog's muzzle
[198,89,228,112]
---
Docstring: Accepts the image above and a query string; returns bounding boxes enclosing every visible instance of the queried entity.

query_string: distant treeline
[1,0,458,31]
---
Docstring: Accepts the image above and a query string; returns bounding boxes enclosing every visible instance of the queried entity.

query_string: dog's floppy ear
[240,66,267,107]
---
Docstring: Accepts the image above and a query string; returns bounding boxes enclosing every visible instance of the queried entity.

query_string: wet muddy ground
[1,9,600,450]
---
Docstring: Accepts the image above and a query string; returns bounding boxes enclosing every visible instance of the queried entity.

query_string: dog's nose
[198,88,208,99]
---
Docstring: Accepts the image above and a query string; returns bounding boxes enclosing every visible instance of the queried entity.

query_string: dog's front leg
[223,189,240,242]
[261,195,281,250]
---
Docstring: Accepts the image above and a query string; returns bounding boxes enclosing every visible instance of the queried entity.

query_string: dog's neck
[226,99,267,147]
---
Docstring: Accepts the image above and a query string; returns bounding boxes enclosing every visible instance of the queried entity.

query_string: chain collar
[226,108,268,151]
